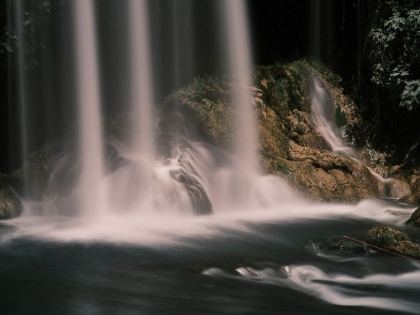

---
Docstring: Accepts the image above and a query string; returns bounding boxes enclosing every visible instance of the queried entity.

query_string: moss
[363,225,420,258]
[335,105,348,127]
[276,159,294,179]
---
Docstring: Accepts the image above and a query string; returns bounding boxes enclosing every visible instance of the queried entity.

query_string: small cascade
[310,77,357,159]
[310,76,409,198]
[73,0,106,215]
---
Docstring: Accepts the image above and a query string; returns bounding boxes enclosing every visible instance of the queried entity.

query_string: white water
[128,0,155,157]
[310,77,357,159]
[73,0,106,216]
[204,264,420,314]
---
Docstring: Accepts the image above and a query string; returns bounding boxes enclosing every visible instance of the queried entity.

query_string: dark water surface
[1,218,419,315]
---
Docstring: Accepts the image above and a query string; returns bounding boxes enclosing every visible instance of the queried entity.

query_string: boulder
[0,185,23,219]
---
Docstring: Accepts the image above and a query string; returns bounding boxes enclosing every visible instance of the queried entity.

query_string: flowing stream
[2,1,419,314]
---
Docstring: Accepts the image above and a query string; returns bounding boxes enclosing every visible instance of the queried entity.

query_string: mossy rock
[363,225,420,258]
[317,225,420,258]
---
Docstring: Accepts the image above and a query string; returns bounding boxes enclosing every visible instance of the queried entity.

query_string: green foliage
[166,75,221,105]
[0,0,65,69]
[368,0,420,109]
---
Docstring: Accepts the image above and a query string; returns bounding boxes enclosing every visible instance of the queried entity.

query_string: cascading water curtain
[128,0,155,158]
[73,0,106,215]
[221,0,259,176]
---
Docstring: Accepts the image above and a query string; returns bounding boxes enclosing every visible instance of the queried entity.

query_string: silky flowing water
[4,1,420,314]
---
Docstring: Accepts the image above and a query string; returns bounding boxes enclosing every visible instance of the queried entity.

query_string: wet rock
[0,185,23,219]
[318,236,368,256]
[275,141,380,202]
[406,207,420,230]
[170,170,212,215]
[399,177,420,205]
[317,226,420,258]
[363,225,420,258]
[399,193,420,206]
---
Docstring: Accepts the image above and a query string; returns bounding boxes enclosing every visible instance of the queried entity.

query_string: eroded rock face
[274,142,379,202]
[0,185,23,220]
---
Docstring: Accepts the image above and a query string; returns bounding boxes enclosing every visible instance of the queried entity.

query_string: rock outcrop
[166,59,383,202]
[274,141,379,202]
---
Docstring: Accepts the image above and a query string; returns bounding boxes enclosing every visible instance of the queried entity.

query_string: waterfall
[15,0,29,194]
[128,0,155,157]
[221,0,259,175]
[310,77,357,159]
[309,76,409,198]
[73,0,106,215]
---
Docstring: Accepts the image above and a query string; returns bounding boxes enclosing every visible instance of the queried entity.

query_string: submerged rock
[0,185,23,219]
[170,170,212,215]
[318,236,368,256]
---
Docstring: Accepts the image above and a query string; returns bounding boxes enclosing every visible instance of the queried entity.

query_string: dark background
[0,0,358,173]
